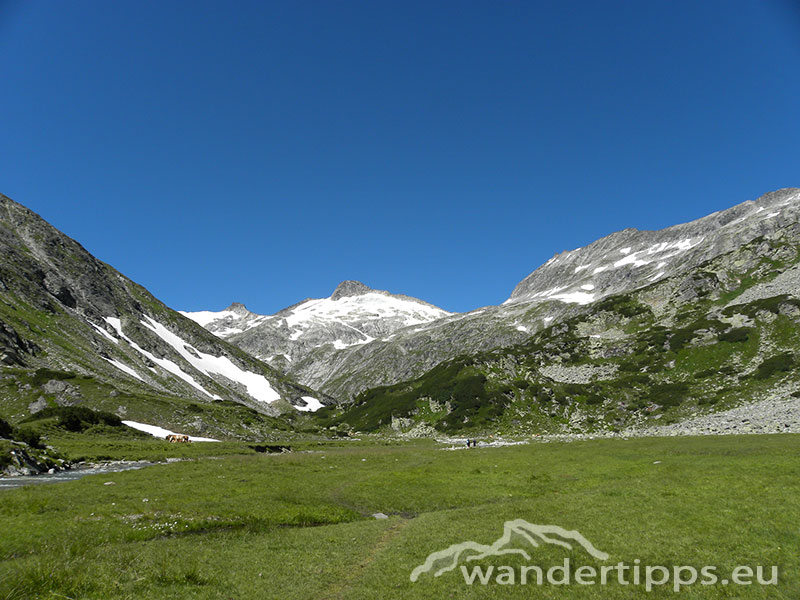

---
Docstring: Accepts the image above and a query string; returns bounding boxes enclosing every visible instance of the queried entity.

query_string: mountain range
[187,188,800,404]
[312,188,800,436]
[1,187,799,439]
[181,279,450,373]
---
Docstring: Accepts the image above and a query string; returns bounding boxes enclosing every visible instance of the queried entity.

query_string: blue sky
[1,1,799,314]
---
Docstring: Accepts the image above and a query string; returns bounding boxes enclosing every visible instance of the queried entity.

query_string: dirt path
[321,517,413,600]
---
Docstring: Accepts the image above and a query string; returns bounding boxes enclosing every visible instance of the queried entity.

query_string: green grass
[41,430,264,462]
[1,434,798,598]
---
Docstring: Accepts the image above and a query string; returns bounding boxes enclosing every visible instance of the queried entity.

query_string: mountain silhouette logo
[410,519,609,582]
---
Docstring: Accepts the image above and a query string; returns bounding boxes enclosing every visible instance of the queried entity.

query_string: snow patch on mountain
[185,282,452,373]
[295,396,324,412]
[503,236,704,305]
[508,189,800,310]
[179,309,239,327]
[122,420,219,442]
[104,357,143,381]
[548,290,596,305]
[91,322,119,344]
[141,316,281,404]
[180,304,266,338]
[184,287,450,353]
[104,317,219,399]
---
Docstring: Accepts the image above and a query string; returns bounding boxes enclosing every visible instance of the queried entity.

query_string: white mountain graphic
[410,519,609,582]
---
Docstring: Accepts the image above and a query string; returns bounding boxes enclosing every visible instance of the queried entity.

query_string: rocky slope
[195,188,800,403]
[507,188,800,305]
[316,218,800,435]
[0,194,328,437]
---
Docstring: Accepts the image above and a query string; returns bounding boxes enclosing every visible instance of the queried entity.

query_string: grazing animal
[166,434,190,443]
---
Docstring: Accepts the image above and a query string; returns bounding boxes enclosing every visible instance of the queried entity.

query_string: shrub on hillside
[14,427,43,449]
[649,382,689,407]
[30,368,76,387]
[668,319,725,352]
[718,327,753,343]
[754,353,795,380]
[723,295,800,318]
[0,416,44,448]
[23,406,122,432]
[0,416,13,440]
[595,295,650,318]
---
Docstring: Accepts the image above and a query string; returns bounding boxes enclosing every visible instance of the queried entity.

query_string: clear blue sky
[1,1,799,314]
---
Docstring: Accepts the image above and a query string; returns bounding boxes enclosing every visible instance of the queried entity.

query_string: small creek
[0,462,156,490]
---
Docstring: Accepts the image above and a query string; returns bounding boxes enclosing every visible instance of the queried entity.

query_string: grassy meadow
[1,434,798,599]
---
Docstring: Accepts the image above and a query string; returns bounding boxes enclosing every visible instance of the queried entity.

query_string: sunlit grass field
[1,434,798,599]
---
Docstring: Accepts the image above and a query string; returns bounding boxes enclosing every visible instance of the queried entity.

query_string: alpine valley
[2,188,800,462]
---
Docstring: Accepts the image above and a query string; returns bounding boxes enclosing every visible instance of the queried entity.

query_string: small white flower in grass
[361,458,366,462]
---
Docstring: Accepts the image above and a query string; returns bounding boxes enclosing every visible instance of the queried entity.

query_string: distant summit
[225,302,251,316]
[183,279,451,382]
[331,280,373,301]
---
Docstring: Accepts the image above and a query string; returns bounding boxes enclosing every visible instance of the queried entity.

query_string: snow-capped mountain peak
[180,302,267,338]
[183,280,452,368]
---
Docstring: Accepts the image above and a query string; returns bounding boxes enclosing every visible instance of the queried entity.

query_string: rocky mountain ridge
[508,188,800,305]
[0,193,327,438]
[191,188,800,403]
[316,217,800,435]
